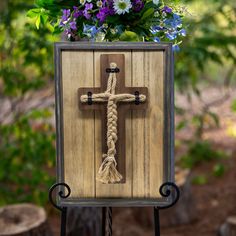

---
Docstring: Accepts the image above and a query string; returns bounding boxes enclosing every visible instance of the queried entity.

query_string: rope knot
[110,62,117,69]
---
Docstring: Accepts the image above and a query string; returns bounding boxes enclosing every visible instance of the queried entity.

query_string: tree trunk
[219,217,236,236]
[131,168,196,228]
[0,204,52,236]
[66,207,102,236]
[160,168,196,227]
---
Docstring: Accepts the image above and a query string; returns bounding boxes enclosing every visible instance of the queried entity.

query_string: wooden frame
[54,42,174,207]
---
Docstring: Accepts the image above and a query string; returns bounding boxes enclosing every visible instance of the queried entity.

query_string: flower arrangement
[27,0,186,50]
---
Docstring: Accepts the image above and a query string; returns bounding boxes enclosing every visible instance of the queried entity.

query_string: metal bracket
[49,182,179,236]
[49,183,71,236]
[154,182,180,236]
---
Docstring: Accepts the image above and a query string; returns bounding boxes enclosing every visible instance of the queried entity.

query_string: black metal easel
[49,182,179,236]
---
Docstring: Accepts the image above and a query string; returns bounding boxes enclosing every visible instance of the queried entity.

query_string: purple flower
[83,9,91,19]
[60,9,71,26]
[85,3,93,10]
[70,21,77,30]
[73,6,83,18]
[62,9,70,21]
[162,6,172,13]
[96,7,110,22]
[132,0,144,12]
[106,0,115,15]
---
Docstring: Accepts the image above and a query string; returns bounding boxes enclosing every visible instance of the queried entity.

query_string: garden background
[0,0,236,235]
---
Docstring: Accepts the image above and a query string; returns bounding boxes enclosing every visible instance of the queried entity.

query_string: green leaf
[119,31,140,41]
[140,8,155,22]
[35,16,41,29]
[26,8,41,18]
[176,120,188,131]
[40,14,48,25]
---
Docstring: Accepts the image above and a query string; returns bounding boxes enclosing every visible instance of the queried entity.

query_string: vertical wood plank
[94,51,132,198]
[132,51,146,197]
[132,51,164,198]
[62,51,95,198]
[147,51,164,198]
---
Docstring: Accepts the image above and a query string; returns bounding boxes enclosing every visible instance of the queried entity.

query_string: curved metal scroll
[49,182,71,211]
[157,182,180,209]
[154,182,180,236]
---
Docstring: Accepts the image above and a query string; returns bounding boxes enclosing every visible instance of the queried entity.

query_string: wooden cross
[78,54,148,182]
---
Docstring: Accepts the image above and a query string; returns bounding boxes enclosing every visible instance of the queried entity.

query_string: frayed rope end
[96,156,122,184]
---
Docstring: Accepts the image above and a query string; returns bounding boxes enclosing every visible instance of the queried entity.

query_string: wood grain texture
[132,51,163,198]
[61,49,164,199]
[62,51,95,198]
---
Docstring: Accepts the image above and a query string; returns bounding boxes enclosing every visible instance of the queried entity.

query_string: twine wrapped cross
[80,62,146,184]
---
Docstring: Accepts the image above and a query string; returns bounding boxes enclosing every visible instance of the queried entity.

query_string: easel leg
[154,207,160,236]
[61,207,67,236]
[102,207,112,236]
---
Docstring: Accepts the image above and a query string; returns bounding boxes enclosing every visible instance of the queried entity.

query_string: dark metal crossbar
[49,182,180,236]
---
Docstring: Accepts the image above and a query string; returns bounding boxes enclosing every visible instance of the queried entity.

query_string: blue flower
[154,37,160,42]
[166,31,177,40]
[178,29,186,36]
[172,44,180,52]
[83,24,102,39]
[164,13,182,29]
[150,25,164,34]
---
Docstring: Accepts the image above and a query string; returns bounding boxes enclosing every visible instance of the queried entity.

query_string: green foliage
[212,163,225,177]
[0,0,58,205]
[180,141,226,169]
[192,175,208,185]
[119,30,140,41]
[0,109,56,205]
[231,99,236,113]
[175,0,236,91]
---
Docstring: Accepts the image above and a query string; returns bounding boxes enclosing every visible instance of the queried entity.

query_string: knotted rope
[80,62,146,184]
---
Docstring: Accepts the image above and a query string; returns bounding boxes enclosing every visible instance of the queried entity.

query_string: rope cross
[80,62,146,184]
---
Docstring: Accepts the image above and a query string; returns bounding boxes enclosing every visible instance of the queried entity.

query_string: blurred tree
[0,0,57,205]
[175,0,236,139]
[174,0,236,170]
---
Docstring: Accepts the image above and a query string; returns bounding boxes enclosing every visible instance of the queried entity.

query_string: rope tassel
[80,62,146,184]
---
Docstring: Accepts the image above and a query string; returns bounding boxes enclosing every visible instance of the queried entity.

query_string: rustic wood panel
[61,48,164,200]
[132,51,164,198]
[62,51,95,198]
[94,51,133,198]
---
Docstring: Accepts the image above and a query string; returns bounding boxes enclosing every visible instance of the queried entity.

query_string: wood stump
[131,168,196,228]
[0,204,52,236]
[219,217,236,236]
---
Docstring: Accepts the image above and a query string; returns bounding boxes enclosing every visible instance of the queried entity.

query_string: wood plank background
[61,50,164,199]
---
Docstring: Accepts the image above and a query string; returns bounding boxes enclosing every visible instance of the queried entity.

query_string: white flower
[113,0,132,15]
[96,1,103,7]
[80,0,86,5]
[153,0,159,5]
